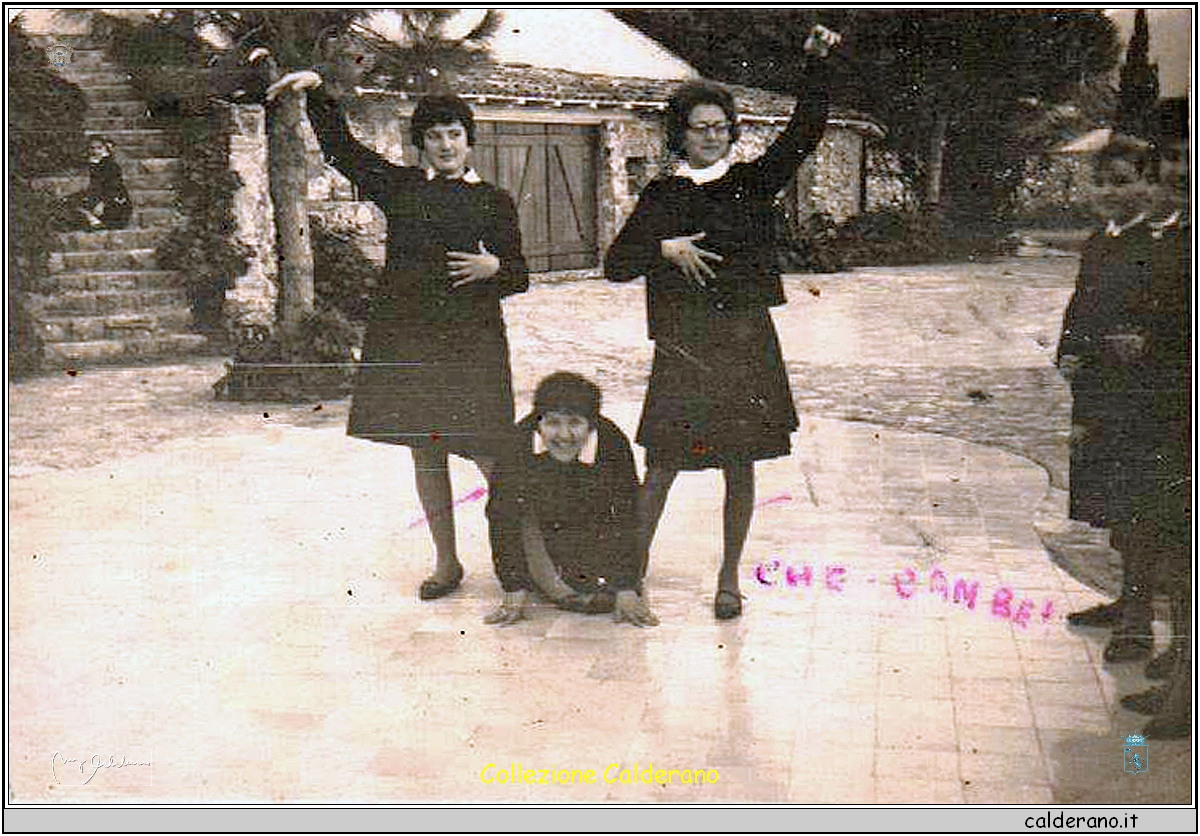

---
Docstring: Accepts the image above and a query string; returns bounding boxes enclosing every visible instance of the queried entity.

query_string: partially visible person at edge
[265,65,528,601]
[1057,147,1190,738]
[485,372,659,628]
[603,24,842,620]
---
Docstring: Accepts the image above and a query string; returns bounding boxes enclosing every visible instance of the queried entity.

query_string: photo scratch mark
[803,472,819,508]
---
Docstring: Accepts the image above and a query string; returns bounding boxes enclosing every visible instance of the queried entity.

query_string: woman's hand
[484,589,530,626]
[1057,354,1079,382]
[660,232,723,288]
[448,241,501,289]
[804,24,843,59]
[265,70,323,103]
[613,590,660,628]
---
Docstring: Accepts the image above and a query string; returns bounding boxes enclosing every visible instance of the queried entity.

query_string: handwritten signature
[51,752,151,784]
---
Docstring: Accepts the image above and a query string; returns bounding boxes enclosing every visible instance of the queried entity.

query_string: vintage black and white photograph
[6,5,1193,816]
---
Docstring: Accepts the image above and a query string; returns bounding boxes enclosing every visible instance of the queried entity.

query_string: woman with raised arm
[604,25,840,620]
[266,67,528,601]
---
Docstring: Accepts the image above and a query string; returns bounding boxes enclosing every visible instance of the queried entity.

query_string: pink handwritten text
[754,560,848,593]
[406,486,489,530]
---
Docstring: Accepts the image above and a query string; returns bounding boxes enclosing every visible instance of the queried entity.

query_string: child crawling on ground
[485,372,659,627]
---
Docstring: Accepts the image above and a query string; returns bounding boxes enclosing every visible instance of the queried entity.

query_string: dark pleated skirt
[346,311,516,460]
[638,306,797,470]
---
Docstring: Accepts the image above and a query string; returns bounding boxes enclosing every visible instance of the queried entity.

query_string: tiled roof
[366,61,883,135]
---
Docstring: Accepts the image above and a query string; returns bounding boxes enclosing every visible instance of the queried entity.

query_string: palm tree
[202,10,500,326]
[86,9,499,329]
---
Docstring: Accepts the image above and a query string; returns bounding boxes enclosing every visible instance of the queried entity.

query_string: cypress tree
[1117,9,1160,139]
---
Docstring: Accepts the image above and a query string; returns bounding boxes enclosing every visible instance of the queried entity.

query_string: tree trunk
[268,87,314,327]
[924,110,949,212]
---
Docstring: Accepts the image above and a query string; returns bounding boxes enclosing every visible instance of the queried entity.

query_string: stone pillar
[597,119,628,254]
[222,104,278,330]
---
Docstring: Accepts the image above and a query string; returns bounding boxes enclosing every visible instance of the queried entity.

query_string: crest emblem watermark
[1123,733,1148,774]
[46,42,73,68]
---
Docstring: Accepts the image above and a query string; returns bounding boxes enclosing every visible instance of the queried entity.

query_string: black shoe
[1142,715,1191,740]
[1103,627,1154,663]
[1120,687,1166,716]
[714,589,744,620]
[1145,646,1183,680]
[1067,600,1124,628]
[418,564,463,600]
[558,590,616,615]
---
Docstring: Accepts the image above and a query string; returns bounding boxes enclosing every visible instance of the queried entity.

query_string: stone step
[128,157,183,177]
[42,269,182,293]
[81,83,141,102]
[29,288,187,317]
[30,33,99,49]
[86,98,148,118]
[50,248,159,273]
[42,333,209,367]
[133,206,184,228]
[122,188,178,209]
[125,171,179,191]
[84,129,180,158]
[58,67,135,87]
[57,228,167,252]
[52,47,110,68]
[34,306,194,344]
[84,115,160,133]
[26,172,177,198]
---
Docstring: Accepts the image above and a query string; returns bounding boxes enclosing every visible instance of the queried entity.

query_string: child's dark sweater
[488,414,639,594]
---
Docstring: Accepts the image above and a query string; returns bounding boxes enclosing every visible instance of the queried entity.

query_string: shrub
[7,175,50,377]
[7,20,88,176]
[214,308,361,402]
[311,215,381,324]
[8,19,88,376]
[827,210,1007,266]
[833,210,946,266]
[776,212,845,274]
[154,109,252,338]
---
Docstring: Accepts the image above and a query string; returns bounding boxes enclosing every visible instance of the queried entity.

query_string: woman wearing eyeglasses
[604,25,841,620]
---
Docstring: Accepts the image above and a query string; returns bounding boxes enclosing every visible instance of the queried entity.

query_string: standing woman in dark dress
[604,25,840,619]
[266,69,528,600]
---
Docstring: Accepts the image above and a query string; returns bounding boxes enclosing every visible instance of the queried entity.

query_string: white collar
[675,157,731,185]
[1105,212,1147,237]
[424,166,482,184]
[532,427,599,466]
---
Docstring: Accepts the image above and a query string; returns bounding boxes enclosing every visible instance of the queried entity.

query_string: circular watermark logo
[46,42,73,68]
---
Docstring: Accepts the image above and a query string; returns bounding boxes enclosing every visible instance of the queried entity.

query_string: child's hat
[534,372,600,423]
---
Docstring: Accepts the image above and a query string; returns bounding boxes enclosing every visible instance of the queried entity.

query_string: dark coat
[488,414,640,593]
[603,71,828,469]
[1058,221,1189,543]
[68,156,131,229]
[309,90,529,458]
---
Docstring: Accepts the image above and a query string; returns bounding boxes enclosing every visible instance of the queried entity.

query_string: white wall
[361,9,697,80]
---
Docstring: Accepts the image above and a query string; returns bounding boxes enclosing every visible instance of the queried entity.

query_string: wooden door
[471,122,599,272]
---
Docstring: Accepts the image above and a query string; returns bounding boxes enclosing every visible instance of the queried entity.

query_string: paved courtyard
[8,258,1191,803]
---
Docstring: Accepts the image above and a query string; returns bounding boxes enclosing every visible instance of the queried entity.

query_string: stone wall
[1014,155,1097,219]
[865,146,917,213]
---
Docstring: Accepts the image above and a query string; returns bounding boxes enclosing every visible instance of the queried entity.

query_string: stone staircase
[26,38,208,367]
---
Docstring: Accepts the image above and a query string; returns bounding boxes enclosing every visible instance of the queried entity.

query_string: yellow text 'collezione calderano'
[480,762,719,785]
